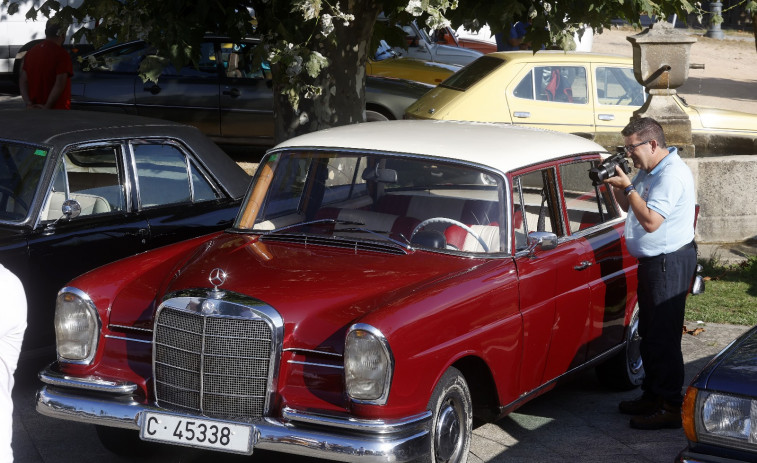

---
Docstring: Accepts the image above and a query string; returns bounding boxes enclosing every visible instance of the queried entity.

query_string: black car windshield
[440,55,504,91]
[235,150,505,254]
[0,142,49,222]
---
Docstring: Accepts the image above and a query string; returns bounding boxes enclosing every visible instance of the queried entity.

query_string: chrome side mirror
[61,199,81,220]
[527,231,558,256]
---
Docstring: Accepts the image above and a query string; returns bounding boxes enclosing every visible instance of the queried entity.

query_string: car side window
[42,147,126,221]
[220,42,269,80]
[595,66,645,106]
[163,42,218,77]
[560,160,620,233]
[513,168,563,251]
[83,42,147,73]
[133,143,219,208]
[513,66,588,104]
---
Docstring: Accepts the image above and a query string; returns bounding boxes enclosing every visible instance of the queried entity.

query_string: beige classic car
[405,51,757,151]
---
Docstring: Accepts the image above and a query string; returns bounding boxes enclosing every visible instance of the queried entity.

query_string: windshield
[0,142,49,222]
[235,150,506,254]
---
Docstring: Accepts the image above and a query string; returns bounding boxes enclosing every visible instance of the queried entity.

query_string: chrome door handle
[513,112,530,118]
[598,114,615,121]
[574,260,593,270]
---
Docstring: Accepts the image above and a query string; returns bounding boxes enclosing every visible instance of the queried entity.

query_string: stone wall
[684,155,757,243]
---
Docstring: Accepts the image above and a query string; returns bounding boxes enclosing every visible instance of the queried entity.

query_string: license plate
[140,411,254,454]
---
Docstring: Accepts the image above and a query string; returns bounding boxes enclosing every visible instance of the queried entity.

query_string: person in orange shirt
[19,18,73,110]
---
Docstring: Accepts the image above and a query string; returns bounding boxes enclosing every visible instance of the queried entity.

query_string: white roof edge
[272,120,609,173]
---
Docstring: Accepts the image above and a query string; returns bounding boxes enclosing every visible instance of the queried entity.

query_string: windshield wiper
[261,218,364,236]
[334,226,413,251]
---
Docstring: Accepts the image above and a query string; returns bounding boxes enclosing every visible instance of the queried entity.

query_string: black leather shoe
[618,395,659,415]
[629,402,682,430]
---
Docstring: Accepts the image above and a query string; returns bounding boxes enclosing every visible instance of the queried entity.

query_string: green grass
[685,255,757,326]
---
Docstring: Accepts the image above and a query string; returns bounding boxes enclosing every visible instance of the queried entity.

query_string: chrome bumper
[36,366,430,463]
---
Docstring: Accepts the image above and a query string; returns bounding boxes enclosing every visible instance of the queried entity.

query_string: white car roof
[272,120,609,173]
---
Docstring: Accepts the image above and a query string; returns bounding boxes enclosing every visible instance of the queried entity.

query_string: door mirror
[527,231,558,255]
[61,199,81,220]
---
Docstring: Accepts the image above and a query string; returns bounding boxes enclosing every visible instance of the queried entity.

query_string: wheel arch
[451,355,500,423]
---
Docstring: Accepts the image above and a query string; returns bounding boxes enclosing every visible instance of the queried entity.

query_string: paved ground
[10,322,750,463]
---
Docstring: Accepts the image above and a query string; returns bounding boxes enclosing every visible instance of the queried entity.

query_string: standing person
[19,18,73,110]
[0,263,27,463]
[604,117,697,430]
[496,20,530,51]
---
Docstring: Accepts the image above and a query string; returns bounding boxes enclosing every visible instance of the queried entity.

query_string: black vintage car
[678,324,757,463]
[0,110,250,352]
[70,36,433,146]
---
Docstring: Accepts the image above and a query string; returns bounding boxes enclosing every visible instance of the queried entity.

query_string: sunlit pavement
[10,322,748,463]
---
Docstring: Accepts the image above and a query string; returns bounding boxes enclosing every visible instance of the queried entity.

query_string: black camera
[589,150,631,186]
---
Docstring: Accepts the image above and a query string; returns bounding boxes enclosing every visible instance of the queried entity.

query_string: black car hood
[702,326,757,397]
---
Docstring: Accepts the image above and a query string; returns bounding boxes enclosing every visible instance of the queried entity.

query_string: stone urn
[627,21,697,156]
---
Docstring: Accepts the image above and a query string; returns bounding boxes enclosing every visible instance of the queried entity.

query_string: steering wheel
[0,185,28,216]
[411,217,489,252]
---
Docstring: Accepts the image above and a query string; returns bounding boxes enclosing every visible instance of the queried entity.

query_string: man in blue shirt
[496,20,530,51]
[604,117,697,430]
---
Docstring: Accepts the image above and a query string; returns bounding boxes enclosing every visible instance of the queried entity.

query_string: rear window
[440,55,504,91]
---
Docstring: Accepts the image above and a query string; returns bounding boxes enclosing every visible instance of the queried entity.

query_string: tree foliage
[4,0,754,141]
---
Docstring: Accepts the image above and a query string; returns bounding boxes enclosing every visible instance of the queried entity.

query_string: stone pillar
[705,2,725,39]
[627,21,697,156]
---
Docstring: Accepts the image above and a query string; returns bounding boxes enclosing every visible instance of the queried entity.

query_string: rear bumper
[36,365,430,463]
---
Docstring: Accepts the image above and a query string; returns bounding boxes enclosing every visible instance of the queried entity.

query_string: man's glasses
[623,139,651,153]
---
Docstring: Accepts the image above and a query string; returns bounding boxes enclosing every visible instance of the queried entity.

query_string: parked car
[367,49,459,85]
[388,19,483,66]
[37,120,642,462]
[0,110,249,351]
[678,324,757,463]
[405,51,757,149]
[432,26,497,54]
[71,36,434,146]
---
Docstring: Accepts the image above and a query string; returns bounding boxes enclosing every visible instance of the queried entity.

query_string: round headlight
[55,288,100,363]
[344,324,393,404]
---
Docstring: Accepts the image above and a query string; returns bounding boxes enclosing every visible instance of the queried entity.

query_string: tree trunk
[273,1,382,144]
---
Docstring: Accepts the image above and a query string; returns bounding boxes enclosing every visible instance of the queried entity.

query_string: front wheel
[596,304,644,390]
[422,367,472,463]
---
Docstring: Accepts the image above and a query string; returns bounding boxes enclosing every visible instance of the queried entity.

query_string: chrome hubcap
[628,315,643,374]
[435,399,461,462]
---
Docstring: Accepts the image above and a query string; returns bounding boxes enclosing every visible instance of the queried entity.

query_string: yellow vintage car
[405,51,757,151]
[367,42,460,86]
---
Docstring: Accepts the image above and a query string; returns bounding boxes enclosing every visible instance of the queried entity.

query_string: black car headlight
[696,391,757,450]
[54,287,101,364]
[344,324,394,405]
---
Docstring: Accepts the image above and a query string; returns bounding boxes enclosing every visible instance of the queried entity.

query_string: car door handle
[223,87,241,98]
[144,83,161,95]
[574,260,593,270]
[598,114,615,121]
[513,112,530,118]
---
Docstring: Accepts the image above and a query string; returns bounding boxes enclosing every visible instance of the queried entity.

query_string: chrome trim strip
[286,360,343,369]
[104,334,152,344]
[36,384,429,463]
[39,364,137,394]
[282,347,342,358]
[108,324,153,333]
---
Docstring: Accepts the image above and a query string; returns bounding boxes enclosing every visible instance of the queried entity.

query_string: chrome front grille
[153,298,279,420]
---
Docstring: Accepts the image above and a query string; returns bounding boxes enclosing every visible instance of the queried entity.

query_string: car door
[506,63,595,137]
[26,143,148,348]
[134,41,221,137]
[511,164,592,392]
[129,141,236,247]
[592,63,645,134]
[558,158,636,358]
[217,41,275,143]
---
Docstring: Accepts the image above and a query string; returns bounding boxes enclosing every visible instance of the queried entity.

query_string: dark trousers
[637,242,697,407]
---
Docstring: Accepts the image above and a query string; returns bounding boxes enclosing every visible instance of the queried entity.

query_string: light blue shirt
[624,147,696,258]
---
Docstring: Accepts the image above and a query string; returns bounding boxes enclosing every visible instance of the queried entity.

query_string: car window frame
[510,162,565,255]
[556,157,623,235]
[126,138,225,211]
[36,140,132,227]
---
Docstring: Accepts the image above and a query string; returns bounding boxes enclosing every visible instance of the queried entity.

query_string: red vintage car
[37,120,640,463]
